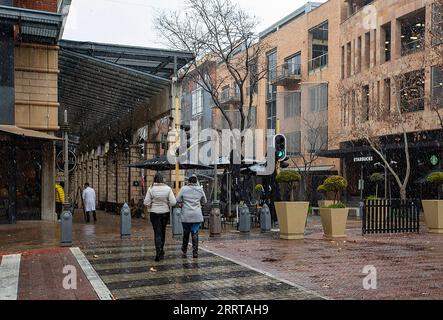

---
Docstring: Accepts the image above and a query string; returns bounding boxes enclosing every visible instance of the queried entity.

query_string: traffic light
[280,156,290,169]
[273,134,287,162]
[180,124,191,150]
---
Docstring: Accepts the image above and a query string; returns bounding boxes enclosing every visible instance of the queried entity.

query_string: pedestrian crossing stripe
[0,254,21,300]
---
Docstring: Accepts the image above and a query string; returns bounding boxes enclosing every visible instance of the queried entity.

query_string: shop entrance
[16,146,42,220]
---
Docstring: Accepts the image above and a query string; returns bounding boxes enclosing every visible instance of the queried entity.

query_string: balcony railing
[219,88,241,106]
[270,62,301,86]
[308,53,328,72]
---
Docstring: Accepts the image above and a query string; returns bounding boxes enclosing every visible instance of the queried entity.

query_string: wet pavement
[1,210,442,300]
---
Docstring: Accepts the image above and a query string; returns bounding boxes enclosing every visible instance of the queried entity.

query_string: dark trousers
[150,213,169,255]
[86,211,97,222]
[182,223,201,255]
[56,202,63,220]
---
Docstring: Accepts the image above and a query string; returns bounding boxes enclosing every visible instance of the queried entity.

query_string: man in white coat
[82,183,97,223]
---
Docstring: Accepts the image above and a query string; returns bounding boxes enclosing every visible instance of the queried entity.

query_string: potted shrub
[422,172,443,234]
[317,184,335,208]
[318,176,349,239]
[274,170,309,240]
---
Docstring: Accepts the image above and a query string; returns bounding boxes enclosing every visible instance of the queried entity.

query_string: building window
[346,42,352,77]
[341,46,345,79]
[267,49,277,130]
[383,78,391,113]
[346,0,374,18]
[249,59,259,95]
[432,3,443,46]
[400,69,425,113]
[372,30,377,66]
[309,21,328,72]
[307,127,328,152]
[191,88,203,116]
[285,52,301,76]
[362,85,370,121]
[284,92,301,118]
[432,66,443,108]
[286,132,301,156]
[356,36,362,74]
[267,49,277,100]
[382,22,391,62]
[267,101,277,131]
[364,32,370,69]
[309,84,328,112]
[400,8,426,56]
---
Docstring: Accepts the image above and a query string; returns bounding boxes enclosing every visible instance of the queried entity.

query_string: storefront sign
[353,156,373,163]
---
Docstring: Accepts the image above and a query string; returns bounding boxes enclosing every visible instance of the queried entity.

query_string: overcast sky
[63,0,326,49]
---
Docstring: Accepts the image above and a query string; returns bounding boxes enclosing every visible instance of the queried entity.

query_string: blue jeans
[182,223,201,255]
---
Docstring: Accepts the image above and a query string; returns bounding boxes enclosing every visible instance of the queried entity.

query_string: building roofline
[259,1,324,39]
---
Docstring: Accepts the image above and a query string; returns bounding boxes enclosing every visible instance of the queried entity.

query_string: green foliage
[318,176,348,204]
[276,170,301,202]
[276,170,301,184]
[255,184,264,193]
[369,173,384,183]
[322,176,348,193]
[366,195,383,201]
[327,202,346,209]
[427,172,443,185]
[317,184,328,194]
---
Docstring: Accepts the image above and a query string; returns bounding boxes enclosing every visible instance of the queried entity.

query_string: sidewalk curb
[70,247,114,300]
[200,246,331,300]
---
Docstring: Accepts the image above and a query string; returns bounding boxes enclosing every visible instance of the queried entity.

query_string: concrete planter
[318,200,335,208]
[422,200,443,234]
[275,202,309,240]
[319,208,349,239]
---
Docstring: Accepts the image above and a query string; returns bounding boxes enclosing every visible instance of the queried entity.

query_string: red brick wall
[14,0,58,13]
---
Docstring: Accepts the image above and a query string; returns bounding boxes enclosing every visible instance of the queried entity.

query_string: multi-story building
[321,0,443,200]
[181,0,442,203]
[0,0,71,223]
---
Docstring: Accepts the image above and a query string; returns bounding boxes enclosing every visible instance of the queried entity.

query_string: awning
[0,5,63,44]
[0,125,62,141]
[58,40,194,138]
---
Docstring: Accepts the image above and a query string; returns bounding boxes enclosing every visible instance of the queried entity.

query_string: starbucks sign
[430,155,439,166]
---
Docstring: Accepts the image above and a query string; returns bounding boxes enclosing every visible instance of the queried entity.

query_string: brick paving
[201,217,443,300]
[1,210,443,300]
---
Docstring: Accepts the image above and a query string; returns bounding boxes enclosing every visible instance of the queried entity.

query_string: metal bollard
[239,204,251,233]
[172,207,183,236]
[120,203,131,240]
[260,204,272,233]
[209,202,222,237]
[61,205,72,247]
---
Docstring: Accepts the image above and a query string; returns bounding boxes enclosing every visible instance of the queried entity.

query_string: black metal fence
[362,199,420,235]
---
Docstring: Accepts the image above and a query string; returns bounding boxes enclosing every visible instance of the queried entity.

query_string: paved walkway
[1,211,443,300]
[0,211,323,300]
[201,218,443,300]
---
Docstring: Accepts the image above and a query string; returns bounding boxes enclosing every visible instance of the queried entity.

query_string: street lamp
[61,110,72,247]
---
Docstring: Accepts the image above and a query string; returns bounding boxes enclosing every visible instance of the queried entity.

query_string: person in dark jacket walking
[144,173,177,262]
[176,175,207,258]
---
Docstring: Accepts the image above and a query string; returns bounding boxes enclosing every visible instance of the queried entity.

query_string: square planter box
[275,202,309,240]
[319,208,349,239]
[422,200,443,234]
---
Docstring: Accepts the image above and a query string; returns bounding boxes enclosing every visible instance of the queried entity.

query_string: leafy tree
[427,172,443,200]
[318,176,348,204]
[276,170,301,202]
[369,173,384,199]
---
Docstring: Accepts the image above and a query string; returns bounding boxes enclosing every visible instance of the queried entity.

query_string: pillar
[41,142,56,221]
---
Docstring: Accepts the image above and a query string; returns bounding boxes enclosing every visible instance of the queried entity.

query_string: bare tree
[291,112,328,201]
[337,65,425,200]
[155,0,269,132]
